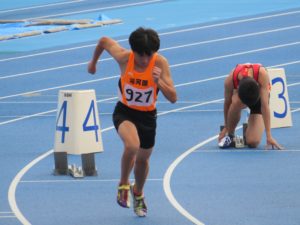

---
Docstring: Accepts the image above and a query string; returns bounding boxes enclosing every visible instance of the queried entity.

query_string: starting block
[53,90,103,177]
[219,123,248,148]
[234,135,245,148]
[68,164,84,178]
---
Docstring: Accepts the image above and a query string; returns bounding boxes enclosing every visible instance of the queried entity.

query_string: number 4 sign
[54,90,104,155]
[268,68,293,128]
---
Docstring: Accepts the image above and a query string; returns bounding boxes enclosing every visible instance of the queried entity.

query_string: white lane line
[7,97,224,225]
[0,61,89,80]
[0,96,117,126]
[0,57,112,80]
[0,0,85,14]
[7,99,300,225]
[0,44,97,63]
[1,10,300,63]
[158,99,223,116]
[0,101,57,104]
[0,109,56,126]
[1,41,300,102]
[163,106,300,224]
[24,0,163,20]
[8,149,54,225]
[3,105,297,120]
[0,100,210,104]
[163,136,218,225]
[159,109,222,113]
[291,107,300,113]
[0,75,119,101]
[0,212,15,218]
[171,41,300,68]
[194,149,300,153]
[1,61,300,126]
[0,110,221,119]
[0,113,114,119]
[1,62,299,126]
[2,24,300,80]
[162,25,300,52]
[159,10,300,36]
[287,82,300,87]
[176,75,227,88]
[20,178,162,183]
[31,0,300,21]
[0,211,15,218]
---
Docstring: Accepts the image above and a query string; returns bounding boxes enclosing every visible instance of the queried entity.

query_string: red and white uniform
[232,63,261,89]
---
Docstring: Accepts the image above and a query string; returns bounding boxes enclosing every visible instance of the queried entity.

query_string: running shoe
[130,184,147,217]
[218,135,235,148]
[117,184,131,208]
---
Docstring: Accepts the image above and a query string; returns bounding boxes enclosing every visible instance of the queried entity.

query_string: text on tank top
[118,52,158,111]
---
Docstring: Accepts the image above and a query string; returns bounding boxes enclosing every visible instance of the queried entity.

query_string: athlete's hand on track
[265,136,284,150]
[218,127,228,142]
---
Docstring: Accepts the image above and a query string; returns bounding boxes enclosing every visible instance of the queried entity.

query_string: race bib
[124,84,154,107]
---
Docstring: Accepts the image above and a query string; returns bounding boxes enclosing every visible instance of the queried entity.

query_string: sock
[133,185,143,196]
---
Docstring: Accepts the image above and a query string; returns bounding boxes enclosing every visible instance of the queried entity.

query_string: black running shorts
[112,101,157,149]
[249,99,262,114]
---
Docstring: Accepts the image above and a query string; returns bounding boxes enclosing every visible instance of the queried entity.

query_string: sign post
[53,90,103,177]
[268,68,293,128]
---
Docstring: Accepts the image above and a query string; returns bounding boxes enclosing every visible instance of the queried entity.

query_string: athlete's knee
[245,130,262,148]
[124,140,140,154]
[246,139,260,148]
[136,154,150,164]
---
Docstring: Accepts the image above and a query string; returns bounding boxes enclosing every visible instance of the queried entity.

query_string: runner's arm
[155,55,177,103]
[88,37,127,74]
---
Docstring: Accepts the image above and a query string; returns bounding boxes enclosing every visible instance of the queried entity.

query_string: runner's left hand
[152,66,162,83]
[265,136,284,150]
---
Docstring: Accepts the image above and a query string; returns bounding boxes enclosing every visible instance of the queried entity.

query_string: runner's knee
[124,140,140,153]
[246,139,260,148]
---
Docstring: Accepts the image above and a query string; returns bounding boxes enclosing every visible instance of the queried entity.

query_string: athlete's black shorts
[249,99,262,114]
[112,101,157,149]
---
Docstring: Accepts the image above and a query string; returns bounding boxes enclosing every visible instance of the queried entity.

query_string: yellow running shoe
[117,184,131,208]
[130,184,147,217]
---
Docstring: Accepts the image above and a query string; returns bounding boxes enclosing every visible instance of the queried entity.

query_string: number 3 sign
[268,68,293,128]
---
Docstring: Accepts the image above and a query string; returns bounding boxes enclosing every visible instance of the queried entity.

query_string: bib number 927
[124,85,154,106]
